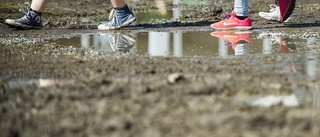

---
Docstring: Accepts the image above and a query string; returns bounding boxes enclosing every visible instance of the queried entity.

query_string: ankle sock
[236,16,248,20]
[114,4,133,15]
[29,8,42,16]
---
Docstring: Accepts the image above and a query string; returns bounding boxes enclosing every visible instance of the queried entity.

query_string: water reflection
[210,31,252,56]
[52,31,319,57]
[269,35,298,73]
[78,33,136,54]
[305,37,320,113]
[209,31,320,110]
[146,0,183,56]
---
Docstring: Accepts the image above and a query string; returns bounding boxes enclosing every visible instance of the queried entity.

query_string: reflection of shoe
[269,35,290,53]
[98,5,136,30]
[259,4,292,22]
[5,8,43,29]
[279,38,290,54]
[210,11,252,30]
[278,0,296,22]
[108,33,136,53]
[211,31,252,49]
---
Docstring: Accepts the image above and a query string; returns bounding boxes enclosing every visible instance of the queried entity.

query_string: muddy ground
[1,0,320,137]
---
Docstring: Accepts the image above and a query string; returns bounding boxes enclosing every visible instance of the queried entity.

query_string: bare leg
[111,0,126,8]
[31,0,49,12]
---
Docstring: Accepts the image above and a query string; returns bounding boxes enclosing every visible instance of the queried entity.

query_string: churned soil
[1,0,320,137]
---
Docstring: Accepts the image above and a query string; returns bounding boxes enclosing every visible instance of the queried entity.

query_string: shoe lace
[109,9,115,20]
[223,14,232,20]
[108,11,120,26]
[269,4,279,13]
[18,2,31,21]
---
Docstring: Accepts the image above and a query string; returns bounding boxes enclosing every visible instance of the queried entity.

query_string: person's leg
[210,0,251,30]
[5,0,47,29]
[111,0,126,8]
[234,0,249,20]
[31,0,49,12]
[98,0,136,30]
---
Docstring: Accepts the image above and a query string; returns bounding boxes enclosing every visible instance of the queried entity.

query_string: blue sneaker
[98,5,136,30]
[5,8,43,29]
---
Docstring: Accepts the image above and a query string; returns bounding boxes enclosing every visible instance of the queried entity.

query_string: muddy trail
[1,0,320,137]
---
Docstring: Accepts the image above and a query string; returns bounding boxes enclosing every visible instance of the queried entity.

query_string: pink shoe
[210,11,252,30]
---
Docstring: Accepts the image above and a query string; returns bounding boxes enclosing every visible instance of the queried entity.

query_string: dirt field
[1,0,320,137]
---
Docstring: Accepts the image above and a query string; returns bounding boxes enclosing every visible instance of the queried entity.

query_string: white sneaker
[258,4,292,22]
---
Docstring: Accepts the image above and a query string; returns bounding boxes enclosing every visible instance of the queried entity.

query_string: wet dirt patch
[1,0,320,137]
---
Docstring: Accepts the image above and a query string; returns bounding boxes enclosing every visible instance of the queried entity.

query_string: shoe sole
[258,12,292,22]
[98,17,136,30]
[258,12,279,21]
[211,26,252,30]
[5,19,42,30]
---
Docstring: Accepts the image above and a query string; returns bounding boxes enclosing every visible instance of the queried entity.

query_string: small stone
[167,73,184,84]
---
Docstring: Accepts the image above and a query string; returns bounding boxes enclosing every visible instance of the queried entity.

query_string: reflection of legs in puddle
[297,53,319,116]
[211,31,251,56]
[148,32,170,56]
[81,35,91,50]
[306,37,320,112]
[5,0,135,30]
[262,34,297,73]
[93,34,112,52]
[234,43,249,55]
[108,33,136,53]
[276,37,297,73]
[84,33,136,53]
[80,34,113,52]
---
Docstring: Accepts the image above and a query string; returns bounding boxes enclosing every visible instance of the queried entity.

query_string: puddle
[48,0,320,57]
[49,31,319,57]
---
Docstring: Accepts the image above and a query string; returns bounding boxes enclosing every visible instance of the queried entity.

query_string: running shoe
[259,4,292,22]
[108,33,136,53]
[278,0,296,22]
[210,11,252,30]
[98,5,136,30]
[210,31,252,49]
[5,8,43,29]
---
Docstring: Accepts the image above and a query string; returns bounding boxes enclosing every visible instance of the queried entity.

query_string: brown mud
[1,0,320,137]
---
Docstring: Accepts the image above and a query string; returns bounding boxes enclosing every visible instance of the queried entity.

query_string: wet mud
[1,0,320,137]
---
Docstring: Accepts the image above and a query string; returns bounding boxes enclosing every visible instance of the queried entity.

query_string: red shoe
[210,11,252,30]
[278,0,296,22]
[210,31,252,49]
